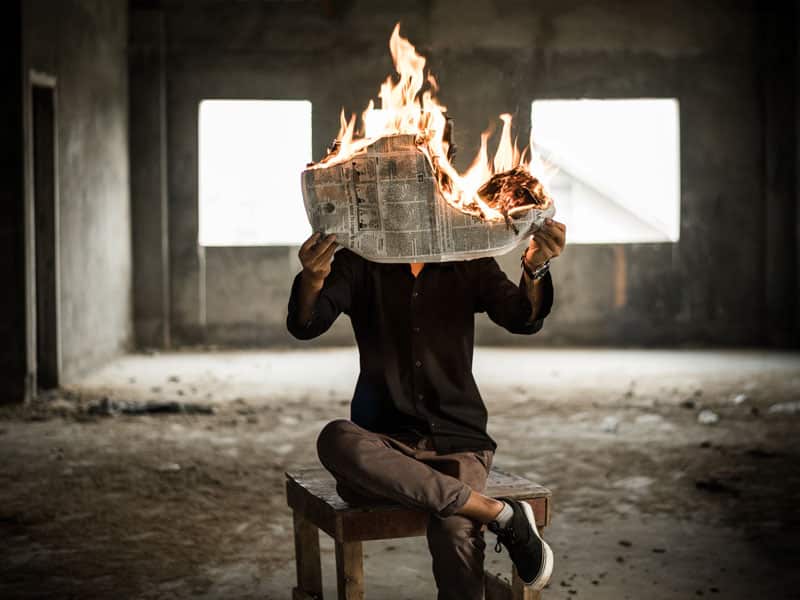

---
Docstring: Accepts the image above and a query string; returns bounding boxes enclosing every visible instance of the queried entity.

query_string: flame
[311,23,552,222]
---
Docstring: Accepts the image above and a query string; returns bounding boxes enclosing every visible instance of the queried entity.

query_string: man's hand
[522,217,566,323]
[525,218,567,268]
[299,232,338,288]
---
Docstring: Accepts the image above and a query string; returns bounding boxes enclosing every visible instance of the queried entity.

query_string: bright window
[198,100,312,246]
[531,99,680,244]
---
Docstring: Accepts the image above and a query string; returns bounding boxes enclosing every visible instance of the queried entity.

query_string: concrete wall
[22,0,132,382]
[132,0,799,348]
[0,0,26,402]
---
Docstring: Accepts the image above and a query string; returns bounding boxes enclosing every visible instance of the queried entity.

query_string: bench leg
[292,511,323,600]
[511,565,542,600]
[334,540,364,600]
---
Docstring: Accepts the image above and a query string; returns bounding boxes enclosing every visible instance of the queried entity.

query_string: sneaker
[487,497,554,589]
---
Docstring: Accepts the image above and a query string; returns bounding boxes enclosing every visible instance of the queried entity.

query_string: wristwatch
[521,253,550,281]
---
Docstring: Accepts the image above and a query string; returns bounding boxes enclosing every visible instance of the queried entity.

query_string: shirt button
[412,292,419,298]
[415,360,422,368]
[430,422,437,430]
[418,393,424,401]
[412,326,420,333]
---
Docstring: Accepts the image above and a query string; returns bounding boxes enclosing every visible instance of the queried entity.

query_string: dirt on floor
[0,348,799,600]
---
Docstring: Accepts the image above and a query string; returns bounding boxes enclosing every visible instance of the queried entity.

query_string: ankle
[487,498,505,519]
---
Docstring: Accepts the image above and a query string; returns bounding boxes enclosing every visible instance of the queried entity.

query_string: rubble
[731,393,748,405]
[767,401,800,415]
[87,398,215,416]
[600,416,620,433]
[697,409,720,425]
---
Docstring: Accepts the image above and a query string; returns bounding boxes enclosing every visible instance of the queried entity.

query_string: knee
[316,419,357,468]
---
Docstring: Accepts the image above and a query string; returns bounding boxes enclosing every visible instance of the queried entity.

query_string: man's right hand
[299,232,338,288]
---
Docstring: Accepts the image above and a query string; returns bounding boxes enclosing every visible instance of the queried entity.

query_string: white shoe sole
[519,500,554,590]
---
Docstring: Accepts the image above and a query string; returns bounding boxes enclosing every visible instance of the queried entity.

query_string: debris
[699,440,712,448]
[274,443,295,455]
[680,399,696,409]
[697,409,719,425]
[618,540,632,547]
[731,393,748,405]
[745,448,779,459]
[652,547,666,553]
[48,399,77,417]
[87,398,215,416]
[635,414,664,425]
[87,397,116,416]
[767,401,800,415]
[612,476,654,491]
[695,478,739,496]
[156,463,181,472]
[600,416,620,433]
[168,375,180,383]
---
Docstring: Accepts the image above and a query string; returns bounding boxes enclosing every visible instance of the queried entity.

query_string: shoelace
[494,527,517,553]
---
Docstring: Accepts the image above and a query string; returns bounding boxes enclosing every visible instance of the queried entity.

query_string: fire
[311,23,553,223]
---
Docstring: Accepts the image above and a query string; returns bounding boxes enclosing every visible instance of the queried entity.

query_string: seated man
[286,218,566,599]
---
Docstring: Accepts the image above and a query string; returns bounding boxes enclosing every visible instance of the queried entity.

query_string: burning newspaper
[300,23,556,263]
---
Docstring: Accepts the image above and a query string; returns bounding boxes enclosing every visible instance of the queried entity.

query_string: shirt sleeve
[286,248,354,340]
[473,257,554,335]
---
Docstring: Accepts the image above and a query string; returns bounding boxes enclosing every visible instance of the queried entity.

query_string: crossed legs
[316,419,502,600]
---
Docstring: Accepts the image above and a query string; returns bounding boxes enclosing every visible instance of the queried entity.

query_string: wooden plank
[334,540,364,600]
[292,511,323,600]
[485,570,512,600]
[286,476,341,539]
[286,468,551,542]
[511,565,541,600]
[288,467,550,511]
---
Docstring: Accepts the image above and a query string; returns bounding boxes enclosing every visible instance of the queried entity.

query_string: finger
[309,241,338,270]
[548,226,566,248]
[319,241,338,263]
[538,225,564,248]
[542,221,563,238]
[300,232,322,256]
[533,232,559,256]
[310,234,337,258]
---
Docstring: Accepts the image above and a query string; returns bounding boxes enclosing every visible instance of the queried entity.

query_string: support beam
[292,512,323,600]
[334,540,364,600]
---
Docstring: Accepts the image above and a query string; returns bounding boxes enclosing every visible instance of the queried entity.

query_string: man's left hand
[525,218,567,268]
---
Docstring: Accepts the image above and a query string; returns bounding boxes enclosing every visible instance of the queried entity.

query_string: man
[286,218,566,599]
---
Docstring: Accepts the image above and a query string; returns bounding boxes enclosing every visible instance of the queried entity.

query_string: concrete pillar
[130,9,171,348]
[760,2,799,347]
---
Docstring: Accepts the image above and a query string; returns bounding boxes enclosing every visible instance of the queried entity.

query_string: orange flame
[311,23,552,222]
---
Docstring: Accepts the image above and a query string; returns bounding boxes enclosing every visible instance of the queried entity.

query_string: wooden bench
[285,466,552,600]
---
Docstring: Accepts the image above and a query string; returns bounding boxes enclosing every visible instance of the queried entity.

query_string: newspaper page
[301,135,556,263]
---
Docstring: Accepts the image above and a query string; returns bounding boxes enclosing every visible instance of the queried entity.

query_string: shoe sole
[518,500,554,590]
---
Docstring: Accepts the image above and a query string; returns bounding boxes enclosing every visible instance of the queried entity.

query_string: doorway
[30,74,60,390]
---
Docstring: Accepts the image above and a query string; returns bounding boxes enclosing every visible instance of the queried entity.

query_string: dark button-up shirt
[286,248,554,454]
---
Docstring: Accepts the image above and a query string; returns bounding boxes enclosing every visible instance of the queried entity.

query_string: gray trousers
[316,419,494,600]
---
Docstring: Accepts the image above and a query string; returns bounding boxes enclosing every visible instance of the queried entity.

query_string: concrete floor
[1,348,799,599]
